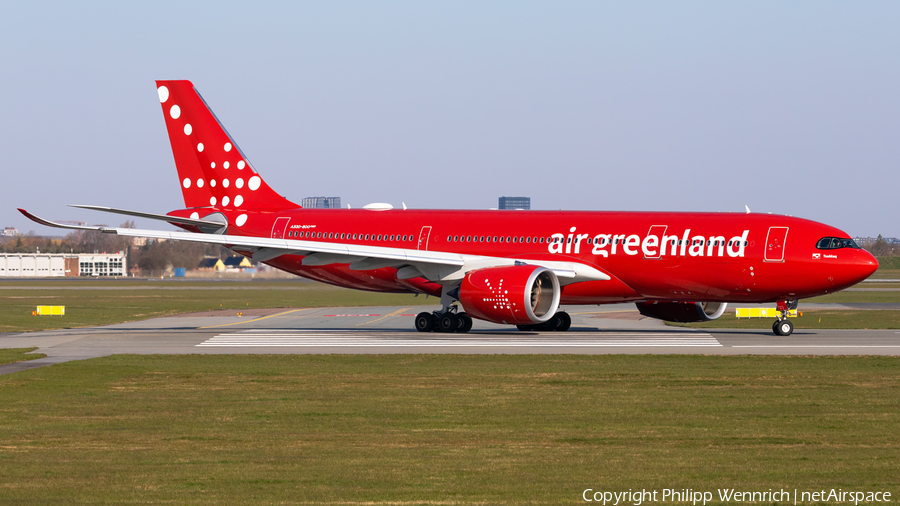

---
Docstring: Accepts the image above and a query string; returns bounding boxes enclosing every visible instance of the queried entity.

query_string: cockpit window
[816,237,861,250]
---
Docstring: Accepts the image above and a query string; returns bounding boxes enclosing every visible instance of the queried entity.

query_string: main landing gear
[772,299,798,336]
[415,287,474,333]
[415,310,473,333]
[516,311,571,332]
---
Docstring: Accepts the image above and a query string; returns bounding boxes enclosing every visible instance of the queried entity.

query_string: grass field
[0,354,897,504]
[672,310,900,330]
[0,347,45,366]
[0,281,421,333]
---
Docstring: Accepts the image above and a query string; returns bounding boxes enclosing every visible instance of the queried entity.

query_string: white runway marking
[197,330,721,347]
[732,345,900,348]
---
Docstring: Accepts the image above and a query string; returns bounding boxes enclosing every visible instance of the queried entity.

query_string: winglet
[18,209,109,231]
[745,205,751,214]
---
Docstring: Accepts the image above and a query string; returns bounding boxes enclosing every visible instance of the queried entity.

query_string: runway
[2,303,900,375]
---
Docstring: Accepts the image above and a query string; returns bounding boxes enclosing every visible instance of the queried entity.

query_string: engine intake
[459,265,560,325]
[635,301,728,323]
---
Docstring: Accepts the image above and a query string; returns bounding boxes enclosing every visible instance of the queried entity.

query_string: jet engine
[635,301,728,323]
[459,265,560,325]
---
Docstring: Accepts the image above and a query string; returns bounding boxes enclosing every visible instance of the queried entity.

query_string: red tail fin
[155,80,298,211]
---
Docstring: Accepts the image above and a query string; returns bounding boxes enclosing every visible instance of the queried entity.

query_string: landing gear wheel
[773,319,793,336]
[541,311,571,331]
[457,313,473,333]
[438,313,458,333]
[415,312,435,333]
[556,312,571,332]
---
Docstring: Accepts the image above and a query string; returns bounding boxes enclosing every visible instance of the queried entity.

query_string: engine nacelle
[459,265,560,325]
[635,301,728,323]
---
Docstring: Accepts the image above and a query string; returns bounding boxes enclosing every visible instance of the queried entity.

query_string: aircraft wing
[19,208,609,284]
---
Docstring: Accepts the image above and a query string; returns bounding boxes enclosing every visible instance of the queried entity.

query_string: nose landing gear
[773,319,794,336]
[772,299,798,336]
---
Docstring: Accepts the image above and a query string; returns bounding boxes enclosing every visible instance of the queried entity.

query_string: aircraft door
[417,226,432,251]
[271,217,290,239]
[764,227,789,262]
[644,225,668,259]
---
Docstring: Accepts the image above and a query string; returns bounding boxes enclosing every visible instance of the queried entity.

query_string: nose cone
[860,249,880,278]
[835,249,879,288]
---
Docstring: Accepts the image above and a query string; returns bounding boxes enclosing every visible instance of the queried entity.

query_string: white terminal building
[0,252,127,277]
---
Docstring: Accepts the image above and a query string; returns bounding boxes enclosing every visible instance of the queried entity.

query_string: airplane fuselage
[169,207,877,305]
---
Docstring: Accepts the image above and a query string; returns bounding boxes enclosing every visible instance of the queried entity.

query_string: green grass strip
[0,283,422,333]
[0,347,45,366]
[0,354,897,504]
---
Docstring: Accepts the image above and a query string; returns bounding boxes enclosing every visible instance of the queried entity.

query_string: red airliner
[20,80,879,336]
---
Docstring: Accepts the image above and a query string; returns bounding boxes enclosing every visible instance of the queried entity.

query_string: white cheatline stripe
[197,331,721,347]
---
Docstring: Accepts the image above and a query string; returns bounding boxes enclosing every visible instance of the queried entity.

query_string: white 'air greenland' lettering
[550,227,749,258]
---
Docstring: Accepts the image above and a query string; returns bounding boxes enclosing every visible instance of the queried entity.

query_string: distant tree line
[864,235,897,257]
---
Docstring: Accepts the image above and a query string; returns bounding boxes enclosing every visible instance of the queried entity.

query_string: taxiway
[2,303,900,375]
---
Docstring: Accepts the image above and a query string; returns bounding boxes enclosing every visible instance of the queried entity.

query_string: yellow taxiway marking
[358,308,410,327]
[198,309,313,329]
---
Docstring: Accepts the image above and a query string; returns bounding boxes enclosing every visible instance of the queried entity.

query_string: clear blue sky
[2,1,898,237]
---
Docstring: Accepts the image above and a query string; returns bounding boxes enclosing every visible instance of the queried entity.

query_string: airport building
[77,253,127,277]
[302,196,342,209]
[0,252,126,277]
[498,196,531,210]
[1,254,77,277]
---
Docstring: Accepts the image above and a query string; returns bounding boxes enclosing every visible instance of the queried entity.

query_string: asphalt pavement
[2,303,899,375]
